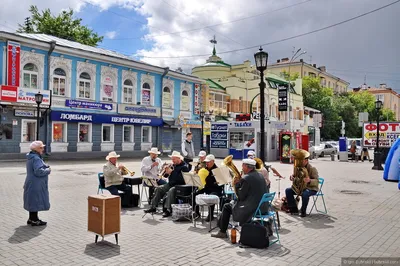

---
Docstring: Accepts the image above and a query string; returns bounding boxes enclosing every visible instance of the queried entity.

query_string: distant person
[361,147,372,162]
[24,141,51,226]
[181,132,195,170]
[350,140,357,162]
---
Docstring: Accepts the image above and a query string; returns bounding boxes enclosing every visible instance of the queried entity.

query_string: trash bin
[331,154,335,161]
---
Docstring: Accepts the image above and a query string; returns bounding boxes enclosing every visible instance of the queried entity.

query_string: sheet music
[212,166,232,185]
[182,172,203,188]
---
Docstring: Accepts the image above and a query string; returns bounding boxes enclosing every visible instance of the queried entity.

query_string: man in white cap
[141,147,166,201]
[194,150,207,173]
[103,151,132,196]
[144,151,190,217]
[212,158,268,239]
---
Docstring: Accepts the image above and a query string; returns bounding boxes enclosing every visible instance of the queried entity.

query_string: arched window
[271,102,277,118]
[53,68,66,96]
[78,72,91,99]
[181,90,189,110]
[123,79,134,103]
[163,87,171,108]
[142,82,151,105]
[23,63,38,89]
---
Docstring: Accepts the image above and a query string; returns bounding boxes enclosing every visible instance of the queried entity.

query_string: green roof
[206,79,225,91]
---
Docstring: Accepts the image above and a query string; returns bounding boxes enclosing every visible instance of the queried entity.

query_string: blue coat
[23,151,51,212]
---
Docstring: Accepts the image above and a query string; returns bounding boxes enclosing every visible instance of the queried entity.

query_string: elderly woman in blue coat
[24,141,51,226]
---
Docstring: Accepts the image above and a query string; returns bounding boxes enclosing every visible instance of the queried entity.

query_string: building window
[163,87,172,108]
[142,126,152,143]
[209,92,229,115]
[78,72,91,99]
[123,79,134,104]
[308,72,316,78]
[102,77,114,102]
[52,122,67,142]
[142,82,151,105]
[123,125,133,142]
[102,124,114,142]
[21,119,36,142]
[52,68,66,96]
[270,102,277,118]
[181,90,190,110]
[23,63,38,89]
[78,123,92,142]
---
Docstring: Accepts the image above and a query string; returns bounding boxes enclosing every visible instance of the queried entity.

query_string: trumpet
[159,163,174,178]
[121,166,135,176]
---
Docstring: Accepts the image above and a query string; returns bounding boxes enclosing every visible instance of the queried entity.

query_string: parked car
[327,141,338,150]
[315,143,337,157]
[309,143,316,159]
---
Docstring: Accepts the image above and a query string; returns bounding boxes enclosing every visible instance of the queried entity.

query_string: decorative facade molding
[180,82,192,112]
[76,61,96,100]
[20,50,45,89]
[140,74,155,106]
[122,70,138,104]
[101,66,118,102]
[49,56,72,97]
[162,78,174,109]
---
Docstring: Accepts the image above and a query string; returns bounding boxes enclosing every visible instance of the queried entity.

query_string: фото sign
[363,122,400,148]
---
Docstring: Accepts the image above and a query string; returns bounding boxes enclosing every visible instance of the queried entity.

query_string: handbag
[239,222,269,249]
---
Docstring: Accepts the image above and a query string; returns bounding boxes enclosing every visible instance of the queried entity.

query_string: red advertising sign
[7,41,21,87]
[194,84,200,115]
[363,122,400,148]
[0,85,18,102]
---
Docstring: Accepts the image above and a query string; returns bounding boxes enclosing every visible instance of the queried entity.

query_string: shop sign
[211,132,228,140]
[363,122,400,148]
[0,86,50,106]
[7,41,20,87]
[194,84,200,115]
[163,109,174,118]
[0,85,18,102]
[51,111,163,126]
[211,123,228,131]
[233,122,252,128]
[66,99,113,110]
[118,103,160,116]
[14,109,37,117]
[211,140,228,148]
[211,122,228,148]
[278,85,288,111]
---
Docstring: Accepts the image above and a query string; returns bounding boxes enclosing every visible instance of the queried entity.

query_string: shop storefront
[50,110,163,153]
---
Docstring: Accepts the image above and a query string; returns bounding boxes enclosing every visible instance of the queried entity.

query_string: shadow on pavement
[296,213,337,229]
[277,228,291,235]
[8,225,46,244]
[142,218,162,225]
[236,245,291,258]
[84,241,120,259]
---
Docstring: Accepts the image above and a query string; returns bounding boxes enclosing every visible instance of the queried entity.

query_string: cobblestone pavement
[0,157,399,266]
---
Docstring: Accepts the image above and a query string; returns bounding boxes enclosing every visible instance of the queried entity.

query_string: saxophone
[223,155,242,195]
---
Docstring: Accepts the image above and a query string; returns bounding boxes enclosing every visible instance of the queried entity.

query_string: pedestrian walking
[23,141,51,226]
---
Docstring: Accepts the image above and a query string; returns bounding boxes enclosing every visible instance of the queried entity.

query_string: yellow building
[192,48,305,132]
[355,83,400,120]
[267,58,350,93]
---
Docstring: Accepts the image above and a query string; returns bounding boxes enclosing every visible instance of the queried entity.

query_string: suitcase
[239,222,269,249]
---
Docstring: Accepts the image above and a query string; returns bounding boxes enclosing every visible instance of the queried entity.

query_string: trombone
[121,166,135,176]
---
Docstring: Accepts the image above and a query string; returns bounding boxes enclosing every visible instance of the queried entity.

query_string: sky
[0,0,399,90]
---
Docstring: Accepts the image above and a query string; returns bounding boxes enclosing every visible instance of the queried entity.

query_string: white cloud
[105,30,117,39]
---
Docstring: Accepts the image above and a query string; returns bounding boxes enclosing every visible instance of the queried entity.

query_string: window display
[79,124,90,142]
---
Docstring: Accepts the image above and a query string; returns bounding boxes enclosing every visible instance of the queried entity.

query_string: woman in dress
[24,141,51,226]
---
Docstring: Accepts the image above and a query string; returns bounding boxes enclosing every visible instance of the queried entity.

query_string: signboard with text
[7,41,21,87]
[194,84,200,115]
[278,85,288,111]
[66,99,113,110]
[117,103,160,116]
[0,86,50,106]
[210,122,228,149]
[363,122,400,148]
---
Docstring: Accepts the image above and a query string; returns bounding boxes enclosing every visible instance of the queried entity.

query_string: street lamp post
[254,47,268,163]
[372,100,383,170]
[35,92,43,140]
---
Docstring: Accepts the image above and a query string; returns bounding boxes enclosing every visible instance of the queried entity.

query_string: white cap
[30,140,45,150]
[242,158,256,166]
[247,150,256,158]
[198,151,207,157]
[204,154,216,162]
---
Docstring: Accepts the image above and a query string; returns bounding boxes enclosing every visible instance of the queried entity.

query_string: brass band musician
[285,149,319,217]
[194,150,207,173]
[103,151,132,196]
[247,150,283,190]
[140,147,167,200]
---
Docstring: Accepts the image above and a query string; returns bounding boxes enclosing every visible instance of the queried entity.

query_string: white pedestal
[339,151,348,162]
[141,142,152,151]
[122,143,135,151]
[51,142,69,152]
[101,143,115,152]
[77,142,93,152]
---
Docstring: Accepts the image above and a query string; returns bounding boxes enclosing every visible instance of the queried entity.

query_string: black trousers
[217,202,234,233]
[29,212,38,221]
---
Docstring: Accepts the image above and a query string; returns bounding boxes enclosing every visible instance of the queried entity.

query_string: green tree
[17,6,103,46]
[380,108,396,122]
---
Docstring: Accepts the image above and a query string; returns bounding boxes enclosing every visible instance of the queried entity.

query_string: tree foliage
[17,6,103,46]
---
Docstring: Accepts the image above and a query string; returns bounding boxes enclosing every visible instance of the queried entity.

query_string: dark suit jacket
[168,161,190,187]
[233,169,268,225]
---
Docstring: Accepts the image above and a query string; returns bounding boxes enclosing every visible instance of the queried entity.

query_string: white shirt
[141,156,163,179]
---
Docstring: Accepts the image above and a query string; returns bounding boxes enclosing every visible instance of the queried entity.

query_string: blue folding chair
[252,192,280,246]
[308,177,327,215]
[97,173,107,194]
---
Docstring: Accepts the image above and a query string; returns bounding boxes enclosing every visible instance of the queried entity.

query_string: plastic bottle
[230,227,237,244]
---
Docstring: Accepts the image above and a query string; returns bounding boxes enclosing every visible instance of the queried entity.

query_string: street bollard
[331,154,335,161]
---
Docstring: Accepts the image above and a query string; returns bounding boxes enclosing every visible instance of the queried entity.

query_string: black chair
[175,185,197,205]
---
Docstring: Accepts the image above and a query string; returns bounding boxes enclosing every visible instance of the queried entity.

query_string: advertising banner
[66,99,113,110]
[211,122,228,148]
[363,122,400,148]
[7,41,21,87]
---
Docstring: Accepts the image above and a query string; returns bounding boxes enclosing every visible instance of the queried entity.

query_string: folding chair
[97,173,106,194]
[308,177,327,215]
[252,192,280,246]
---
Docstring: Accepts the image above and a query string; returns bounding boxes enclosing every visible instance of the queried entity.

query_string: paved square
[0,157,399,266]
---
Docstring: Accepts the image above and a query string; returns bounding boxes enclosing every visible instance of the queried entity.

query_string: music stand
[182,172,202,226]
[141,177,160,219]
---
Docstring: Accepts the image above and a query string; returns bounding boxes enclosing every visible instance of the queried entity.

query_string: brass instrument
[194,160,206,173]
[159,162,174,178]
[291,149,309,205]
[254,157,264,170]
[223,155,242,195]
[121,166,135,176]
